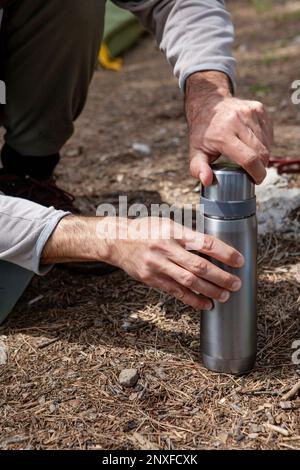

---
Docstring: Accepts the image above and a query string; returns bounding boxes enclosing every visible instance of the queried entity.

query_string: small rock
[217,432,229,444]
[132,143,151,156]
[213,440,222,448]
[38,396,46,406]
[116,174,124,183]
[119,368,139,388]
[248,433,259,439]
[0,340,7,365]
[49,403,57,413]
[280,401,293,410]
[249,423,263,433]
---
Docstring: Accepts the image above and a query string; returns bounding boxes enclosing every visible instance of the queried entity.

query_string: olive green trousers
[0,0,106,323]
[0,0,105,156]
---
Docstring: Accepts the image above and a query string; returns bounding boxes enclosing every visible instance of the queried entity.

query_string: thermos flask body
[200,164,257,375]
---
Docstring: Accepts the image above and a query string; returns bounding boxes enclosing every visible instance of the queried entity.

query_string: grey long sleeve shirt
[0,193,69,274]
[0,0,236,274]
[114,0,236,89]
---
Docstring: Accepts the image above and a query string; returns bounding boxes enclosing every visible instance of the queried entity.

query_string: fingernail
[232,280,242,291]
[235,254,245,267]
[205,301,213,311]
[219,291,230,303]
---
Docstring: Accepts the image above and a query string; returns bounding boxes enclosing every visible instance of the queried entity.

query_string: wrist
[185,71,232,130]
[185,71,232,100]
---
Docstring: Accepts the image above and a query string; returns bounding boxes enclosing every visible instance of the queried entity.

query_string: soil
[0,0,299,450]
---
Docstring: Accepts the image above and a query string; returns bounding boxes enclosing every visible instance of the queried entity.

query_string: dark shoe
[0,170,119,276]
[0,170,77,212]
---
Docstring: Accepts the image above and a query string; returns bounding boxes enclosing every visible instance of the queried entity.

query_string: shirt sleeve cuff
[32,211,71,276]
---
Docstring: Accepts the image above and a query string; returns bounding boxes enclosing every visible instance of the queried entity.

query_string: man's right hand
[185,71,274,186]
[42,216,244,310]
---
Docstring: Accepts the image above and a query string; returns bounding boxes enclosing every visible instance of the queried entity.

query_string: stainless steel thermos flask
[200,163,257,374]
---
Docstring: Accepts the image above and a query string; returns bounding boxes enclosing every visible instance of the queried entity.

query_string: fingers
[190,149,214,186]
[169,247,242,293]
[256,111,274,150]
[236,118,270,166]
[235,102,273,179]
[225,105,270,184]
[180,230,245,268]
[239,110,271,156]
[187,97,273,186]
[222,135,267,184]
[152,274,213,311]
[249,101,274,149]
[161,260,232,303]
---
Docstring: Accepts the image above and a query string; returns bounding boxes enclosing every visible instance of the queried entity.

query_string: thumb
[190,150,214,186]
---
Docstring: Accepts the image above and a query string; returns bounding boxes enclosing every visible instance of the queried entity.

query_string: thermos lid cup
[201,163,256,219]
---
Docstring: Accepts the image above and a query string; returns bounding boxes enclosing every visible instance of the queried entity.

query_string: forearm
[41,216,113,265]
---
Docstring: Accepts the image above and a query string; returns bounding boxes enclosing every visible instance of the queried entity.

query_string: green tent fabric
[103,1,144,59]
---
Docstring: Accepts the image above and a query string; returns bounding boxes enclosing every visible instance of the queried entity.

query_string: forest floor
[0,0,299,450]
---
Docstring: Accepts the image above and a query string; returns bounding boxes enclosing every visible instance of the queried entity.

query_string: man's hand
[42,216,244,311]
[185,71,274,185]
[110,217,244,310]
